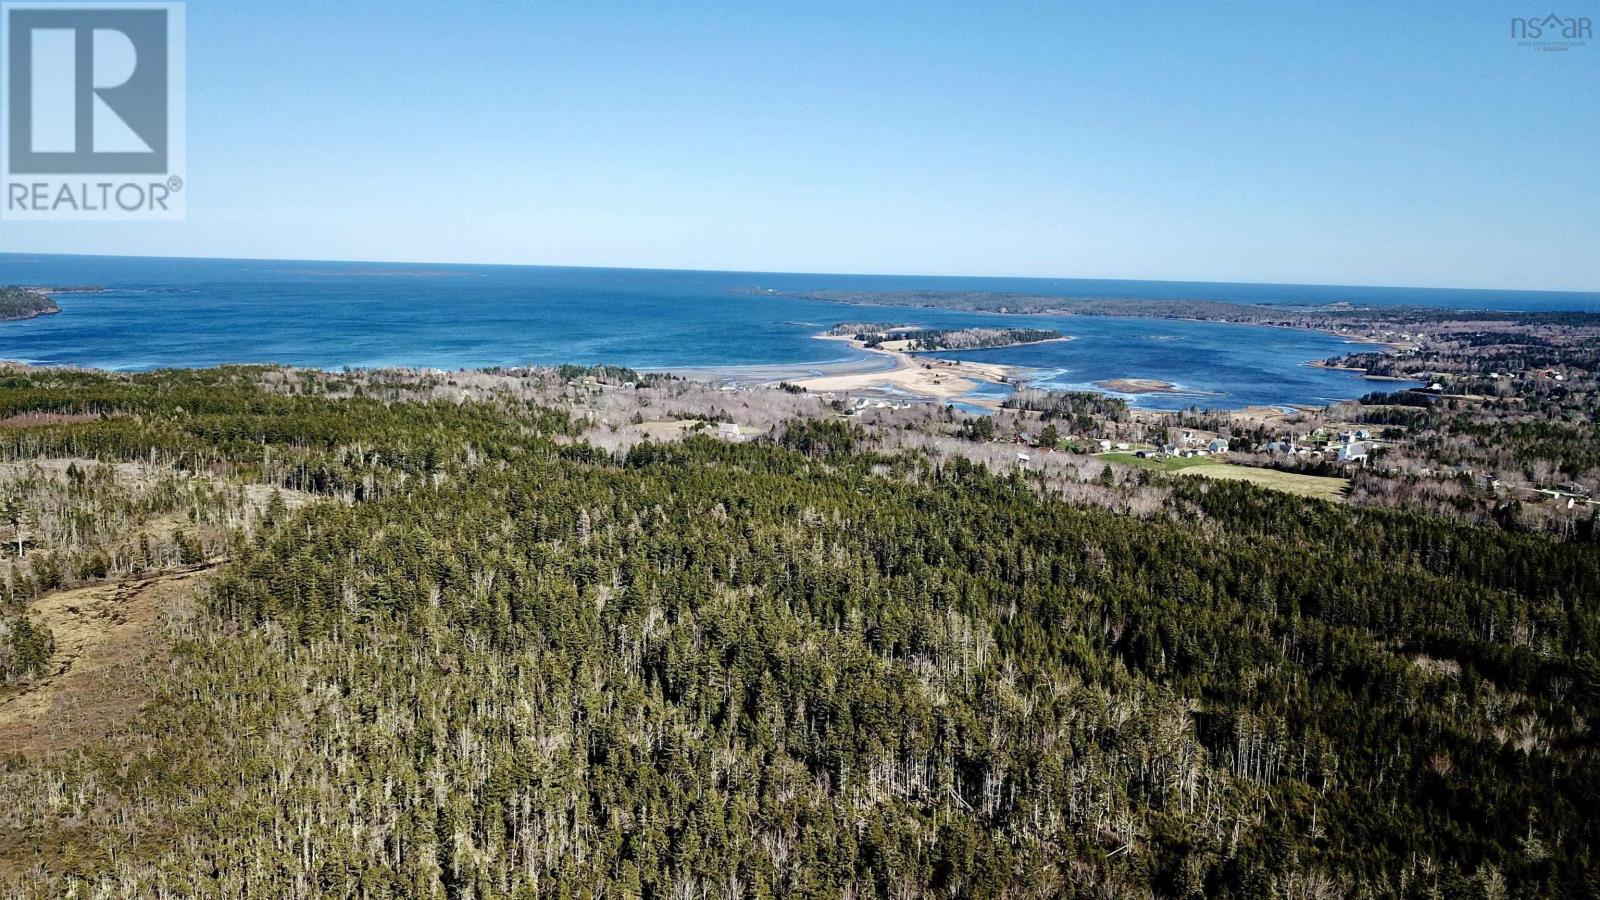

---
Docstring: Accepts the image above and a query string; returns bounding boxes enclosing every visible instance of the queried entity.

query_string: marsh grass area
[1101,452,1350,500]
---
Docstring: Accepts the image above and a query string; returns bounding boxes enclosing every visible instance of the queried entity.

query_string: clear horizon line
[1,248,1596,298]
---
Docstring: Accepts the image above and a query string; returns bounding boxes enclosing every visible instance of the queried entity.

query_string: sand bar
[1096,377,1178,394]
[664,332,1038,408]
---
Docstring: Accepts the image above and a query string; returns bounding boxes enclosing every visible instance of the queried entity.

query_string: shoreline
[0,286,63,323]
[1304,359,1421,381]
[4,289,1416,413]
[797,333,1028,404]
[0,307,60,324]
[667,326,1378,413]
[772,295,1425,404]
[663,331,1039,410]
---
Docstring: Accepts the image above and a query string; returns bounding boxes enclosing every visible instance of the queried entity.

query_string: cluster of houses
[1259,428,1374,464]
[1135,438,1231,459]
[844,396,913,413]
[1082,429,1233,460]
[1003,421,1401,473]
[1481,368,1566,383]
[1068,425,1383,467]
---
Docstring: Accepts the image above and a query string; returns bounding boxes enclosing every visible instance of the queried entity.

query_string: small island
[0,287,61,322]
[827,323,1064,352]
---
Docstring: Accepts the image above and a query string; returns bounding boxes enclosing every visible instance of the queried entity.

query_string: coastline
[669,326,1374,413]
[1,276,1426,414]
[754,291,1431,407]
[778,290,1414,354]
[0,286,64,323]
[1305,359,1420,381]
[0,307,60,323]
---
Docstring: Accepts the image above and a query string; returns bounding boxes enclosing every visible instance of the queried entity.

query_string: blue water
[926,318,1405,410]
[3,254,1593,410]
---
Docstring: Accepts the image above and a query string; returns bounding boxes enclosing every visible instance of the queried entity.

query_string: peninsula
[759,324,1049,405]
[742,287,1600,347]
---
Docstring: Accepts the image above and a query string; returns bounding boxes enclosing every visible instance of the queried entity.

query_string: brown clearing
[0,564,213,757]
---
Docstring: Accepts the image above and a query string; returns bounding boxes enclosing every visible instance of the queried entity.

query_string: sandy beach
[787,334,1024,401]
[666,332,1033,408]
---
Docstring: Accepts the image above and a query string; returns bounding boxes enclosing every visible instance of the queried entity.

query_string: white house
[717,422,743,441]
[1208,438,1230,453]
[1338,442,1368,462]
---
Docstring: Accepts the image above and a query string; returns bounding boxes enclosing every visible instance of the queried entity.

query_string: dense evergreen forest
[1,367,1596,897]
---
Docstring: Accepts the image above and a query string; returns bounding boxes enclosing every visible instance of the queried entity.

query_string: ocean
[3,254,1595,411]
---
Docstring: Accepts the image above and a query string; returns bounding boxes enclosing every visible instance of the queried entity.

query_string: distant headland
[0,287,63,322]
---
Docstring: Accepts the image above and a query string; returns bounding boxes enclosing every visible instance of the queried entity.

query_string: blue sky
[1,0,1596,290]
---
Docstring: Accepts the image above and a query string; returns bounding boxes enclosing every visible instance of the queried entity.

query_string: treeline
[552,363,675,386]
[901,327,1059,351]
[828,323,1062,351]
[1001,388,1129,433]
[1333,343,1599,379]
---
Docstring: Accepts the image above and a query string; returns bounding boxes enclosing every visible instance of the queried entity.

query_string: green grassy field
[1182,463,1349,500]
[1102,452,1349,500]
[1100,451,1217,471]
